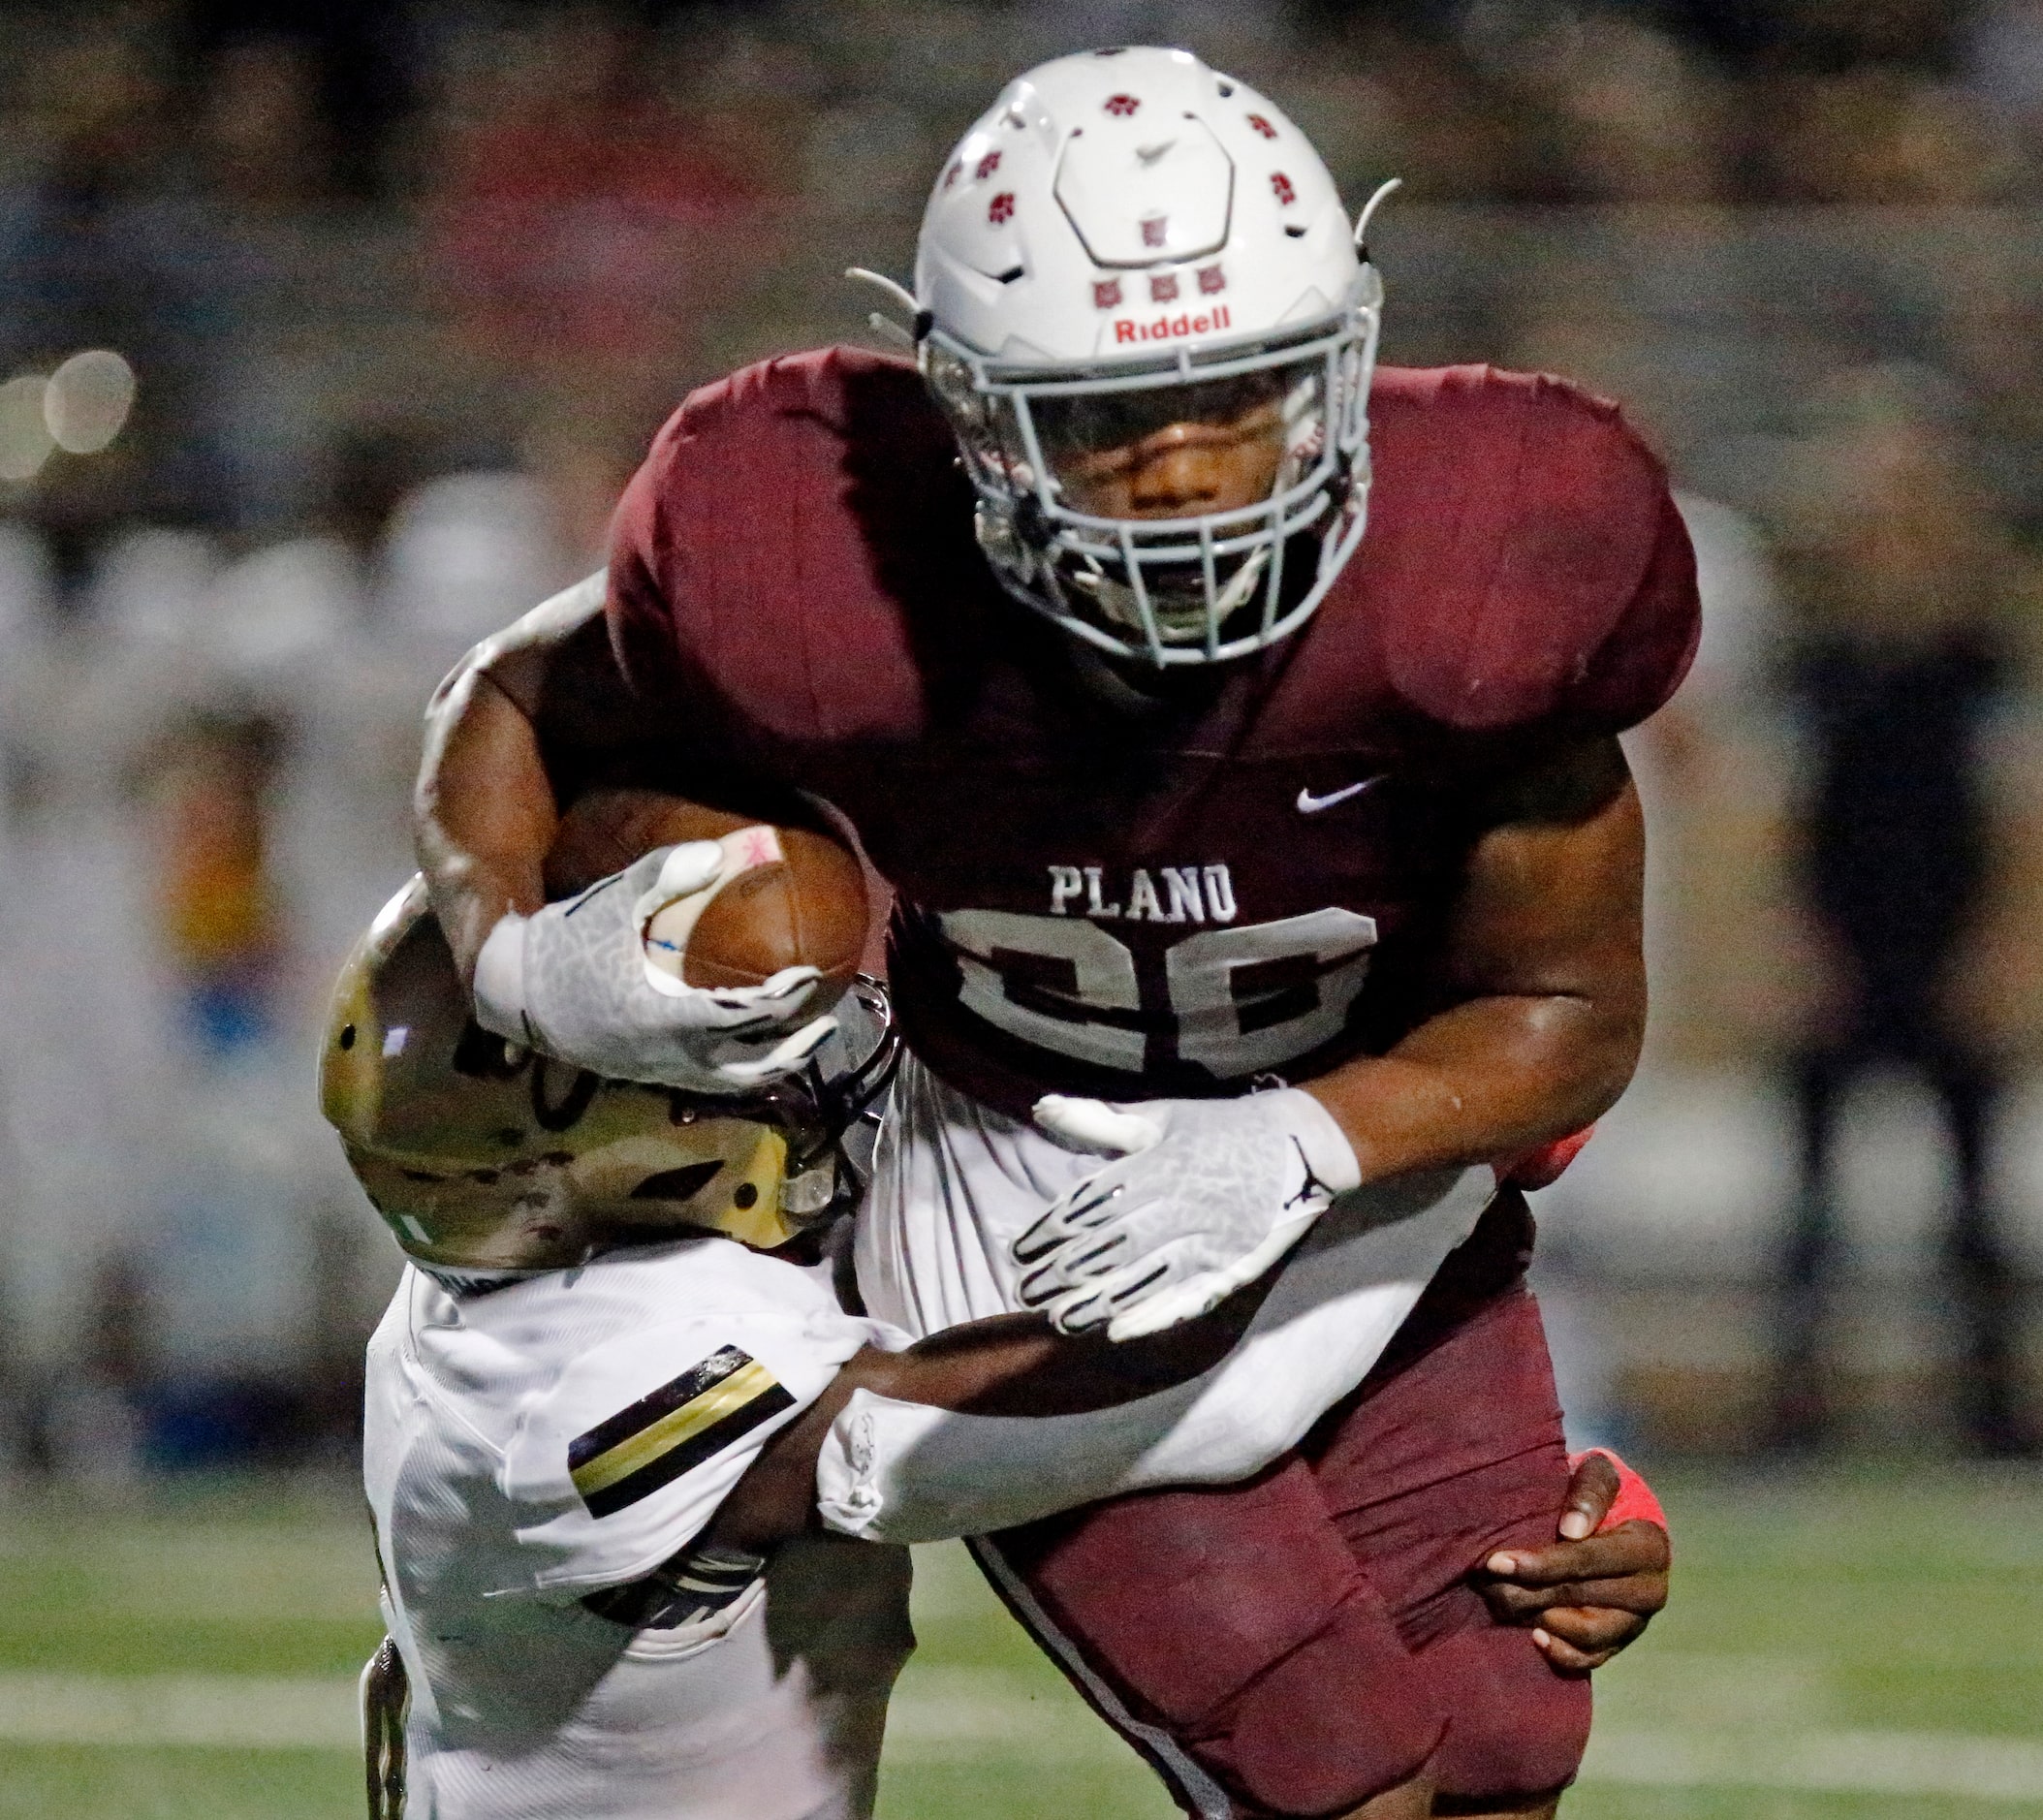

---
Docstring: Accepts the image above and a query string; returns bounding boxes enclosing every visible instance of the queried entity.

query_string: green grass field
[1,1465,2040,1819]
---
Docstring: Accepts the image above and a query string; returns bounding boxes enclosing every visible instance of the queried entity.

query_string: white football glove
[1013,1089,1363,1341]
[471,843,836,1091]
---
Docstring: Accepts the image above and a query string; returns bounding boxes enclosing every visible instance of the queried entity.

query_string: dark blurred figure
[1774,383,2027,1456]
[185,0,412,199]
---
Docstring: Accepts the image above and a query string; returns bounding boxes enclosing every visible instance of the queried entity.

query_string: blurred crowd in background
[3,0,2043,1478]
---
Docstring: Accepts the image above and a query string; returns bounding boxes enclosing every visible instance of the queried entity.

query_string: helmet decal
[1104,94,1140,116]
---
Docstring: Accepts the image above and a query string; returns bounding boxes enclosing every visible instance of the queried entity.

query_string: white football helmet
[901,47,1392,667]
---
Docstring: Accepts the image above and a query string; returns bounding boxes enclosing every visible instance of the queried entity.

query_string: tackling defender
[413,48,1689,1819]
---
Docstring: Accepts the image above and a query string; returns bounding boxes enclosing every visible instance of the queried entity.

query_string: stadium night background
[1,1,2041,1816]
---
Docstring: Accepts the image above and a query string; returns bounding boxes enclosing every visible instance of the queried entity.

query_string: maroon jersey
[610,347,1698,1118]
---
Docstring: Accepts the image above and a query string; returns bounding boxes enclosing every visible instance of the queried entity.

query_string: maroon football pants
[971,1194,1588,1819]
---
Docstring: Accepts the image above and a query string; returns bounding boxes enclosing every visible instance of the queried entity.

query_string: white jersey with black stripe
[363,1239,912,1820]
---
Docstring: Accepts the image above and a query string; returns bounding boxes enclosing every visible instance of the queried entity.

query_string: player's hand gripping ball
[472,790,867,1092]
[1015,1089,1363,1341]
[543,789,869,997]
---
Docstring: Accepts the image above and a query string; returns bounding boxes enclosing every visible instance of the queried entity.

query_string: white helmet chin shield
[906,47,1391,667]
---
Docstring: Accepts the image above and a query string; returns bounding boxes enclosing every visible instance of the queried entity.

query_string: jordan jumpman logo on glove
[1012,1088,1363,1341]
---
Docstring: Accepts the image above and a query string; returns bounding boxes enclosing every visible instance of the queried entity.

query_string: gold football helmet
[322,877,896,1271]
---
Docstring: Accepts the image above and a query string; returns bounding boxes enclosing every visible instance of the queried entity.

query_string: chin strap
[1066,542,1272,643]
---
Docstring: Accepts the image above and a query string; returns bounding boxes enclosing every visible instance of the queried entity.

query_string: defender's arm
[704,1297,1680,1675]
[704,1307,1249,1552]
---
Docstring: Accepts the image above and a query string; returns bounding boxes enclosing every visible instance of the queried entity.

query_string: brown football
[546,787,869,1003]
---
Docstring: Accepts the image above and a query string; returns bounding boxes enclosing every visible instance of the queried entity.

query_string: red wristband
[1568,1447,1669,1536]
[1500,1124,1594,1190]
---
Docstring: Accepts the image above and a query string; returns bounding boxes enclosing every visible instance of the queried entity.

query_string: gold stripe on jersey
[569,1346,795,1518]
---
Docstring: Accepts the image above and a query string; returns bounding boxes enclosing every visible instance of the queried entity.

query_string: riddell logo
[1115,303,1231,345]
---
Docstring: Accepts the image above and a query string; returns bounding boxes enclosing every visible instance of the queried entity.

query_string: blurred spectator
[427,6,780,419]
[150,709,287,1052]
[1754,68,2026,202]
[140,706,330,1442]
[1771,374,2029,1455]
[185,0,412,200]
[1460,3,1734,202]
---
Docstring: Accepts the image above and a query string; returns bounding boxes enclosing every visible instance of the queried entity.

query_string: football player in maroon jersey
[413,47,1686,1820]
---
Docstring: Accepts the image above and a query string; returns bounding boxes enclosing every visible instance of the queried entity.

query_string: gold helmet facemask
[321,879,896,1275]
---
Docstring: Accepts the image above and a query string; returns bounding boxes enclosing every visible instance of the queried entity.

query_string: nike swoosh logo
[1296,776,1386,814]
